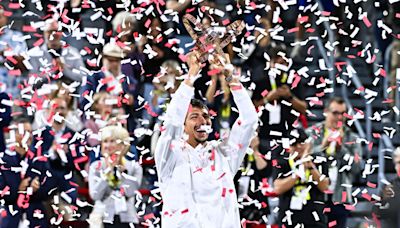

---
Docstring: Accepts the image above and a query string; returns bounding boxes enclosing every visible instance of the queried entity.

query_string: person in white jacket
[88,125,142,227]
[154,50,259,228]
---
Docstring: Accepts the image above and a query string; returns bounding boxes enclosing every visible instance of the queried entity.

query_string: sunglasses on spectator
[329,110,346,116]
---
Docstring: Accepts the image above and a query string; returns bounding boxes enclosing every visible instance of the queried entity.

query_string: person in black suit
[1,116,51,228]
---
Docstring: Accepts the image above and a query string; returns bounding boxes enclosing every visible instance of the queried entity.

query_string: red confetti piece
[362,16,372,28]
[3,11,12,17]
[9,69,21,76]
[222,19,230,26]
[181,208,189,214]
[298,16,309,23]
[144,213,155,220]
[361,192,372,201]
[367,182,377,188]
[107,7,113,15]
[0,186,10,197]
[261,90,268,97]
[328,221,337,227]
[74,156,88,164]
[372,133,381,139]
[33,38,44,47]
[144,19,152,28]
[306,28,315,33]
[221,187,227,197]
[217,172,226,180]
[321,11,331,16]
[368,142,373,151]
[22,26,36,32]
[8,3,21,9]
[291,74,301,89]
[17,194,30,209]
[341,191,347,202]
[344,204,355,211]
[288,27,299,33]
[230,85,242,91]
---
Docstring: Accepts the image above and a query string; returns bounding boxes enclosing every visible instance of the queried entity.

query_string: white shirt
[155,82,258,228]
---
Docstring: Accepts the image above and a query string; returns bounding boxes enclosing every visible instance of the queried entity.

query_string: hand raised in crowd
[105,152,125,171]
[321,128,344,150]
[278,85,292,99]
[18,177,31,192]
[186,50,202,77]
[382,184,395,199]
[30,177,40,193]
[250,135,260,152]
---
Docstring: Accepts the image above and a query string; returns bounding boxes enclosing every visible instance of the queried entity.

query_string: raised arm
[154,51,201,178]
[219,66,258,173]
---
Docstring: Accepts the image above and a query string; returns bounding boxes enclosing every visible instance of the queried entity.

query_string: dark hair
[190,99,208,111]
[269,45,287,61]
[325,97,346,110]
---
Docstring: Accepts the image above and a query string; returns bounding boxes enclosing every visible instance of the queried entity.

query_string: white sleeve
[88,161,110,201]
[154,82,194,180]
[219,86,258,174]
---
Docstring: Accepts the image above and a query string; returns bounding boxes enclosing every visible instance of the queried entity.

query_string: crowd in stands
[0,0,399,227]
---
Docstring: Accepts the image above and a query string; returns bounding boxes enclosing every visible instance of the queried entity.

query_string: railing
[377,134,393,192]
[383,43,393,100]
[339,59,372,154]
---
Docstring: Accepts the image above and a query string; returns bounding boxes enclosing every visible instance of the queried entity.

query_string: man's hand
[18,177,31,191]
[186,50,201,77]
[30,177,40,193]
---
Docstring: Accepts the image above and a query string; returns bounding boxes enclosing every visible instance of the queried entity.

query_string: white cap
[102,42,125,59]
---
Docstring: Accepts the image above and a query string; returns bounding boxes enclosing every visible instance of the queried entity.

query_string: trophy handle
[183,14,203,42]
[220,20,245,49]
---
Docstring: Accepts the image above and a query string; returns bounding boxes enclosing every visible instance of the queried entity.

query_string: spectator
[387,1,400,107]
[151,60,181,116]
[306,97,363,228]
[236,135,271,226]
[0,5,28,97]
[0,116,50,227]
[112,11,139,52]
[33,82,83,132]
[150,60,183,154]
[28,18,86,86]
[84,92,114,148]
[0,92,12,152]
[273,128,329,228]
[139,16,180,124]
[30,97,85,221]
[88,125,143,227]
[374,147,400,227]
[252,46,307,161]
[80,42,138,134]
